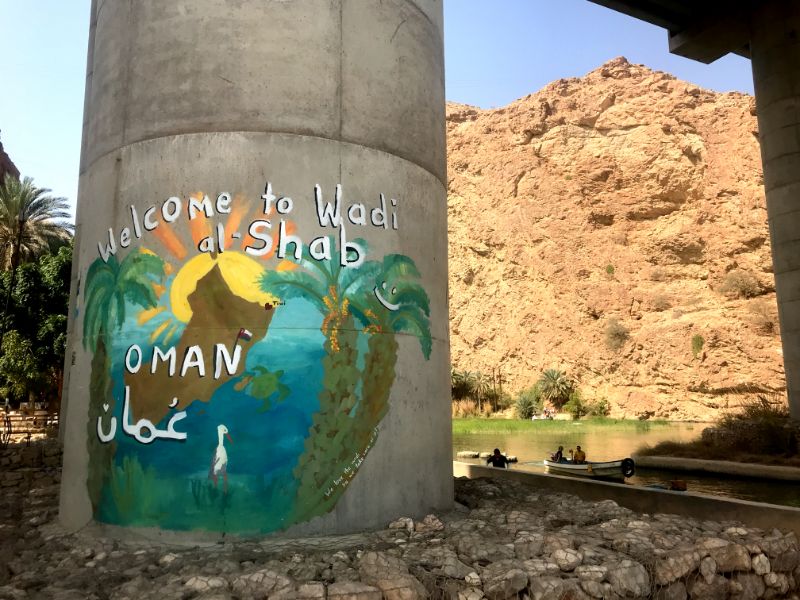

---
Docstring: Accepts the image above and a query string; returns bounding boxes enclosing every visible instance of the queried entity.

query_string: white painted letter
[125,344,142,374]
[214,343,242,379]
[152,346,177,377]
[181,345,205,378]
[245,220,273,257]
[315,184,342,228]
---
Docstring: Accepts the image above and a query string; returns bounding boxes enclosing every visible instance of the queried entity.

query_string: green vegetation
[537,369,575,409]
[0,174,73,412]
[563,391,611,419]
[450,368,508,414]
[514,385,543,419]
[691,334,705,359]
[604,318,629,351]
[0,176,73,269]
[453,417,668,435]
[637,395,799,466]
[605,264,615,276]
[0,245,72,409]
[718,269,761,299]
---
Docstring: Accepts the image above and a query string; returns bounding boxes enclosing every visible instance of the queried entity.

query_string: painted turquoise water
[96,298,331,533]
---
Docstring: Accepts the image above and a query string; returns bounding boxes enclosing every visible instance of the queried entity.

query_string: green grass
[452,417,669,435]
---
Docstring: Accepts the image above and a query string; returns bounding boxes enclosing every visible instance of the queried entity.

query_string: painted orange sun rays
[136,192,297,345]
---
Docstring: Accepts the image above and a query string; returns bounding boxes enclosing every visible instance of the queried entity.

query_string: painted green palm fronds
[259,269,328,312]
[82,249,165,514]
[82,251,166,351]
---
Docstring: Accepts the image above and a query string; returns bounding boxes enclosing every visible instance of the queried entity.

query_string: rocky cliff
[447,57,784,421]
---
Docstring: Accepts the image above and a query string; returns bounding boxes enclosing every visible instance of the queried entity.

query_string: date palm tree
[0,176,73,270]
[0,176,73,354]
[537,368,575,409]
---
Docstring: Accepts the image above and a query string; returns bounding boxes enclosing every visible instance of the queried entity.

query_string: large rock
[357,552,409,585]
[480,561,528,600]
[231,569,293,598]
[373,576,427,600]
[653,581,688,600]
[607,559,650,598]
[687,575,730,600]
[730,573,766,600]
[698,538,751,572]
[447,57,783,420]
[327,582,382,600]
[653,548,702,585]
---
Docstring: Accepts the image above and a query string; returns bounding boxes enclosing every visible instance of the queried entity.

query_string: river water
[452,421,800,508]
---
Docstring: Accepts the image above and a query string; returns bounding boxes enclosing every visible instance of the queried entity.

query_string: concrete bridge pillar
[751,0,800,419]
[60,0,451,537]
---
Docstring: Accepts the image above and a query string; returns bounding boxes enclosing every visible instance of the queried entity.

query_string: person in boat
[487,448,510,468]
[573,445,586,464]
[550,445,564,463]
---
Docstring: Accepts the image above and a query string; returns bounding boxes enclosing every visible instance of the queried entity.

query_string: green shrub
[563,389,586,420]
[604,318,629,351]
[587,398,611,416]
[691,334,705,359]
[605,264,615,276]
[719,270,761,299]
[515,385,543,419]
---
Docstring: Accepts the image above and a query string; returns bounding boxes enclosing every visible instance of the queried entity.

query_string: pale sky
[0,1,754,216]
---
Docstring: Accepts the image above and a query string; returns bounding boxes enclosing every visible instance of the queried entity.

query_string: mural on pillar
[81,183,432,533]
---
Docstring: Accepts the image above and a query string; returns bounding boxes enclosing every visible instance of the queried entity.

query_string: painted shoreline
[633,455,800,481]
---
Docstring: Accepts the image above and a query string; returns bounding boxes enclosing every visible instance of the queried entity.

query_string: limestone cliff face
[447,57,783,421]
[0,139,19,183]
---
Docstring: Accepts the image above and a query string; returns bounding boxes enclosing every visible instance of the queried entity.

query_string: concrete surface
[634,455,800,481]
[751,0,800,421]
[60,0,451,538]
[454,462,800,538]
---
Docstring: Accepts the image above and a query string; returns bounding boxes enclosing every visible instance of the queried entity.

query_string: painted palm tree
[82,250,165,510]
[259,238,381,518]
[0,176,73,270]
[349,254,431,441]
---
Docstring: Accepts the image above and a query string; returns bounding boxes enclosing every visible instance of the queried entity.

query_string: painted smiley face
[373,281,400,311]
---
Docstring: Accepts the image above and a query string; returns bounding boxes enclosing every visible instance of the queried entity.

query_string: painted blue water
[107,297,326,485]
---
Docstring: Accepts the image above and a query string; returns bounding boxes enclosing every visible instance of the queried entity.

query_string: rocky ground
[1,442,799,599]
[447,57,785,420]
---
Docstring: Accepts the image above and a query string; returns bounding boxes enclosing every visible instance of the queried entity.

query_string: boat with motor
[543,457,636,481]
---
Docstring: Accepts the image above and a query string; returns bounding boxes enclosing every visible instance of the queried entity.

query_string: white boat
[543,457,635,480]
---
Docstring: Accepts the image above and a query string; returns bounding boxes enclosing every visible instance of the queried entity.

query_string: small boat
[544,457,635,480]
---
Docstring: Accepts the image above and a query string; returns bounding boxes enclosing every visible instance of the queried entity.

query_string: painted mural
[81,184,431,533]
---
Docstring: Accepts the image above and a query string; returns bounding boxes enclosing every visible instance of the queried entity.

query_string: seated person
[550,445,564,463]
[487,448,509,468]
[573,445,586,464]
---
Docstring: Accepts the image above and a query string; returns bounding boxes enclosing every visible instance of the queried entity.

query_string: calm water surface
[453,421,800,508]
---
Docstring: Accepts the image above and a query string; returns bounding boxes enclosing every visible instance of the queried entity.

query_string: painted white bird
[209,424,233,491]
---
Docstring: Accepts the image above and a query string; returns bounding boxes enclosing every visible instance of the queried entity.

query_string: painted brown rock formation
[125,264,273,423]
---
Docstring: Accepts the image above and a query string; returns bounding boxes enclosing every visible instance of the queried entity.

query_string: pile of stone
[0,440,60,491]
[1,441,798,599]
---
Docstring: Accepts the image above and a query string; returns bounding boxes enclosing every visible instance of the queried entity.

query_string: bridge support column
[751,0,800,419]
[60,0,451,538]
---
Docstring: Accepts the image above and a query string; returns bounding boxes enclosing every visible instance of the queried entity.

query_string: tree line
[0,175,73,412]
